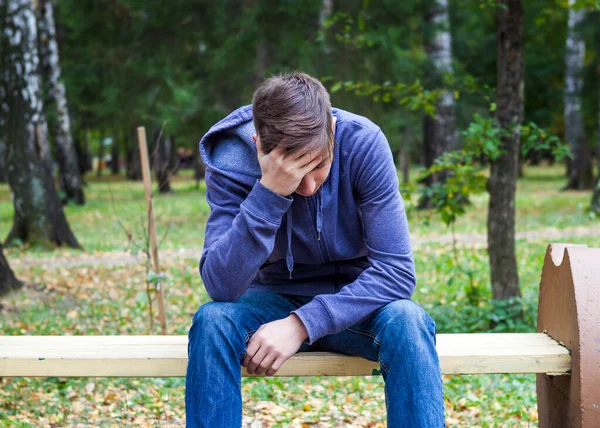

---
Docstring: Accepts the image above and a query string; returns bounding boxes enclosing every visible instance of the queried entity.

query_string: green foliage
[326,78,442,116]
[146,271,168,286]
[521,121,571,161]
[415,111,570,228]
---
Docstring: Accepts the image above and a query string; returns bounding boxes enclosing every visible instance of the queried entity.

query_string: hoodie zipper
[305,196,331,263]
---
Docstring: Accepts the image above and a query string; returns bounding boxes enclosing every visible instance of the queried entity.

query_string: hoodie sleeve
[291,129,416,345]
[199,168,293,302]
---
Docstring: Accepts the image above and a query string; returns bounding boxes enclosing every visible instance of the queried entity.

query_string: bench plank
[0,333,570,377]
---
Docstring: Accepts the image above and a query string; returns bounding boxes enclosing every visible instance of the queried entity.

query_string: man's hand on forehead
[253,134,324,197]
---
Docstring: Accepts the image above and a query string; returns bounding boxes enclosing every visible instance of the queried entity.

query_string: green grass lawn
[0,165,597,427]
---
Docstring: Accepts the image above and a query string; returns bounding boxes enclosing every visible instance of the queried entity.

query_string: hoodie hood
[199,104,324,279]
[200,105,261,186]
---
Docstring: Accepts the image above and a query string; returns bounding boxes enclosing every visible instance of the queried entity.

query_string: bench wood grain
[0,332,570,377]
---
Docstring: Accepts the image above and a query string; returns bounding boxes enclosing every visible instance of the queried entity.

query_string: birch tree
[319,0,333,55]
[563,1,594,190]
[0,0,81,249]
[420,0,458,208]
[37,0,84,204]
[487,0,524,304]
[0,0,21,295]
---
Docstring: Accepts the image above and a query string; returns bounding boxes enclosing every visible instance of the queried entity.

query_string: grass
[0,165,598,427]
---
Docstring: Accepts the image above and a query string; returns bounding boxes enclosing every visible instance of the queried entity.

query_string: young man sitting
[186,72,445,427]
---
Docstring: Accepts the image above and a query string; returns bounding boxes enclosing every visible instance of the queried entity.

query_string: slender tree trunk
[0,132,6,182]
[152,127,173,194]
[0,242,22,296]
[110,132,120,175]
[126,126,142,180]
[563,1,594,190]
[249,0,269,88]
[319,0,333,55]
[169,134,178,175]
[592,101,600,213]
[487,0,523,305]
[400,147,410,185]
[97,134,104,177]
[420,0,458,209]
[254,40,267,88]
[75,128,92,178]
[37,0,84,204]
[399,127,411,184]
[0,0,81,249]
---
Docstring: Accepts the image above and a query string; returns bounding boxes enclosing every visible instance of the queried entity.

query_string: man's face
[294,146,333,197]
[295,116,336,197]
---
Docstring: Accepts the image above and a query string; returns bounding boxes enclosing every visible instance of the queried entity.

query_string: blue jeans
[186,291,445,427]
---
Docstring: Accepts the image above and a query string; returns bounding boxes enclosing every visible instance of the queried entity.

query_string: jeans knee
[188,301,239,346]
[382,300,436,341]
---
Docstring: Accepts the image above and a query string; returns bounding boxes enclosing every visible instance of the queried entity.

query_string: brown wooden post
[537,244,600,427]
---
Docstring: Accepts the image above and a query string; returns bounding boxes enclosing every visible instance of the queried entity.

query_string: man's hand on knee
[242,314,309,376]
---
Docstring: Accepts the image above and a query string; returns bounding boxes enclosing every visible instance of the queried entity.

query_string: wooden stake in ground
[137,127,167,335]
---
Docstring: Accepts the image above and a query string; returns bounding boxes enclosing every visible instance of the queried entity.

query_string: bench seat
[0,332,570,377]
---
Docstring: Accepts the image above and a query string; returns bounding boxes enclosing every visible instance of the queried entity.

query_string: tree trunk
[592,175,600,214]
[110,133,120,175]
[400,149,410,184]
[592,101,600,213]
[400,128,410,185]
[152,127,173,194]
[0,0,81,249]
[0,132,6,182]
[74,128,92,179]
[487,0,523,305]
[96,134,104,177]
[37,0,84,204]
[254,40,267,88]
[126,126,142,180]
[0,242,22,296]
[319,0,333,55]
[563,2,594,190]
[420,0,458,209]
[169,134,179,175]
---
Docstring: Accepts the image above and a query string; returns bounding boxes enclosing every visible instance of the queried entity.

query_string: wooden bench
[1,244,598,427]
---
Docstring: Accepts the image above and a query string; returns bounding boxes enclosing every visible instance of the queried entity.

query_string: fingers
[299,153,324,172]
[254,353,277,376]
[265,357,285,376]
[243,334,281,375]
[286,147,311,161]
[242,334,261,368]
[246,345,268,375]
[256,136,286,158]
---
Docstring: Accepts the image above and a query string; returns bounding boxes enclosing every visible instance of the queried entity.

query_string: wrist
[259,178,288,197]
[288,313,309,341]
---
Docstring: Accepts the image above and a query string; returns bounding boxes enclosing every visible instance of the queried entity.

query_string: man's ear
[253,134,264,156]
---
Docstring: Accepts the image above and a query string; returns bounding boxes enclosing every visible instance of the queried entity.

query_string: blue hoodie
[198,104,416,345]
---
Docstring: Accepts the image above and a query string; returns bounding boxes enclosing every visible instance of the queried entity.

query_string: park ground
[0,165,598,427]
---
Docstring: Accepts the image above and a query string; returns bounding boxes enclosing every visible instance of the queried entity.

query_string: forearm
[200,179,292,301]
[291,258,416,344]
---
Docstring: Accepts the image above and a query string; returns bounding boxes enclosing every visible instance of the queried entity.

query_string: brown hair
[252,72,333,156]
